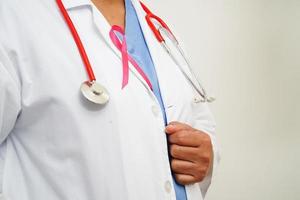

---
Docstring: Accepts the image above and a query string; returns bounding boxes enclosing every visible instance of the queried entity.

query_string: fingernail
[165,124,173,132]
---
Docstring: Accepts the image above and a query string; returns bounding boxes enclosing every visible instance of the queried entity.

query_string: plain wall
[145,0,300,199]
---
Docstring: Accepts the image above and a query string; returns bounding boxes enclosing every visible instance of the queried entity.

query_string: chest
[91,0,126,29]
[9,1,202,126]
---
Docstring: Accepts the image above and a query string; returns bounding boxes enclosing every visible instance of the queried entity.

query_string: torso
[0,0,214,199]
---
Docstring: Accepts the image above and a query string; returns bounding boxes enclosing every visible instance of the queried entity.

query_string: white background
[145,0,300,199]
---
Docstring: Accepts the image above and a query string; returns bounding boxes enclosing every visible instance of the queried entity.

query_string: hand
[165,121,213,185]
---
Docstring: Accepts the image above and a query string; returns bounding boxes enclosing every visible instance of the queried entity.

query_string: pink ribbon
[109,25,153,90]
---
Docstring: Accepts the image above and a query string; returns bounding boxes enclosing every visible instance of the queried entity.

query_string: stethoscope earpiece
[207,96,216,103]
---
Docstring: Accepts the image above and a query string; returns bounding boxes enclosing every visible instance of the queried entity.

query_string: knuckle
[196,150,211,163]
[202,134,211,144]
[197,174,205,182]
[195,164,207,175]
[194,168,206,182]
[202,154,211,164]
[176,132,187,143]
[195,164,203,173]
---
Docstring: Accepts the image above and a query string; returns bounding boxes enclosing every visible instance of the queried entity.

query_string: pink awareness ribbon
[109,25,153,90]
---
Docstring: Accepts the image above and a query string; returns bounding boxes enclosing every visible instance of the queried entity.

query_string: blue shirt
[124,0,187,199]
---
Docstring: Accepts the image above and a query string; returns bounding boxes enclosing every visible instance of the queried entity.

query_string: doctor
[0,0,219,199]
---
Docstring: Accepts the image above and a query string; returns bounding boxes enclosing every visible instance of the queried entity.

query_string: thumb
[165,121,192,134]
[165,122,177,134]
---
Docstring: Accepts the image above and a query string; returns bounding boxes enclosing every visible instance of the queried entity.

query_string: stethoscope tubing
[56,0,214,104]
[151,15,215,102]
[56,0,96,82]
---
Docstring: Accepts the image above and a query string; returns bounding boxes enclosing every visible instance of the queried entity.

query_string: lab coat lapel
[132,5,206,200]
[61,0,122,61]
[131,0,178,113]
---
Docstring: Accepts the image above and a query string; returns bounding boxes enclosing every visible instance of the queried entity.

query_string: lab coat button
[151,105,160,117]
[164,180,172,193]
[193,96,202,103]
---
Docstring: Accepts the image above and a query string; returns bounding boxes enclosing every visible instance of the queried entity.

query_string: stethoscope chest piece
[80,81,109,105]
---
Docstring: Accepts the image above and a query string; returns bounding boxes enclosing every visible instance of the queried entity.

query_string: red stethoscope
[56,0,214,105]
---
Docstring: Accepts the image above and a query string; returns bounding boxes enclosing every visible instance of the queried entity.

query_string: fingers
[169,144,212,184]
[165,122,211,147]
[165,122,214,185]
[168,130,210,147]
[174,174,195,185]
[165,121,192,134]
[171,159,208,185]
[171,159,196,175]
[169,144,200,161]
[169,144,212,169]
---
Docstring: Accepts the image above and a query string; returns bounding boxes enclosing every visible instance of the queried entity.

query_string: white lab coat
[0,0,220,199]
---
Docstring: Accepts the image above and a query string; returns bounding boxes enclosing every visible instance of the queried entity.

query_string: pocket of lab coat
[190,95,216,135]
[165,93,201,121]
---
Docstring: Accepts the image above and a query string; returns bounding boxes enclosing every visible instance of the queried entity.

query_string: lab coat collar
[61,0,92,10]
